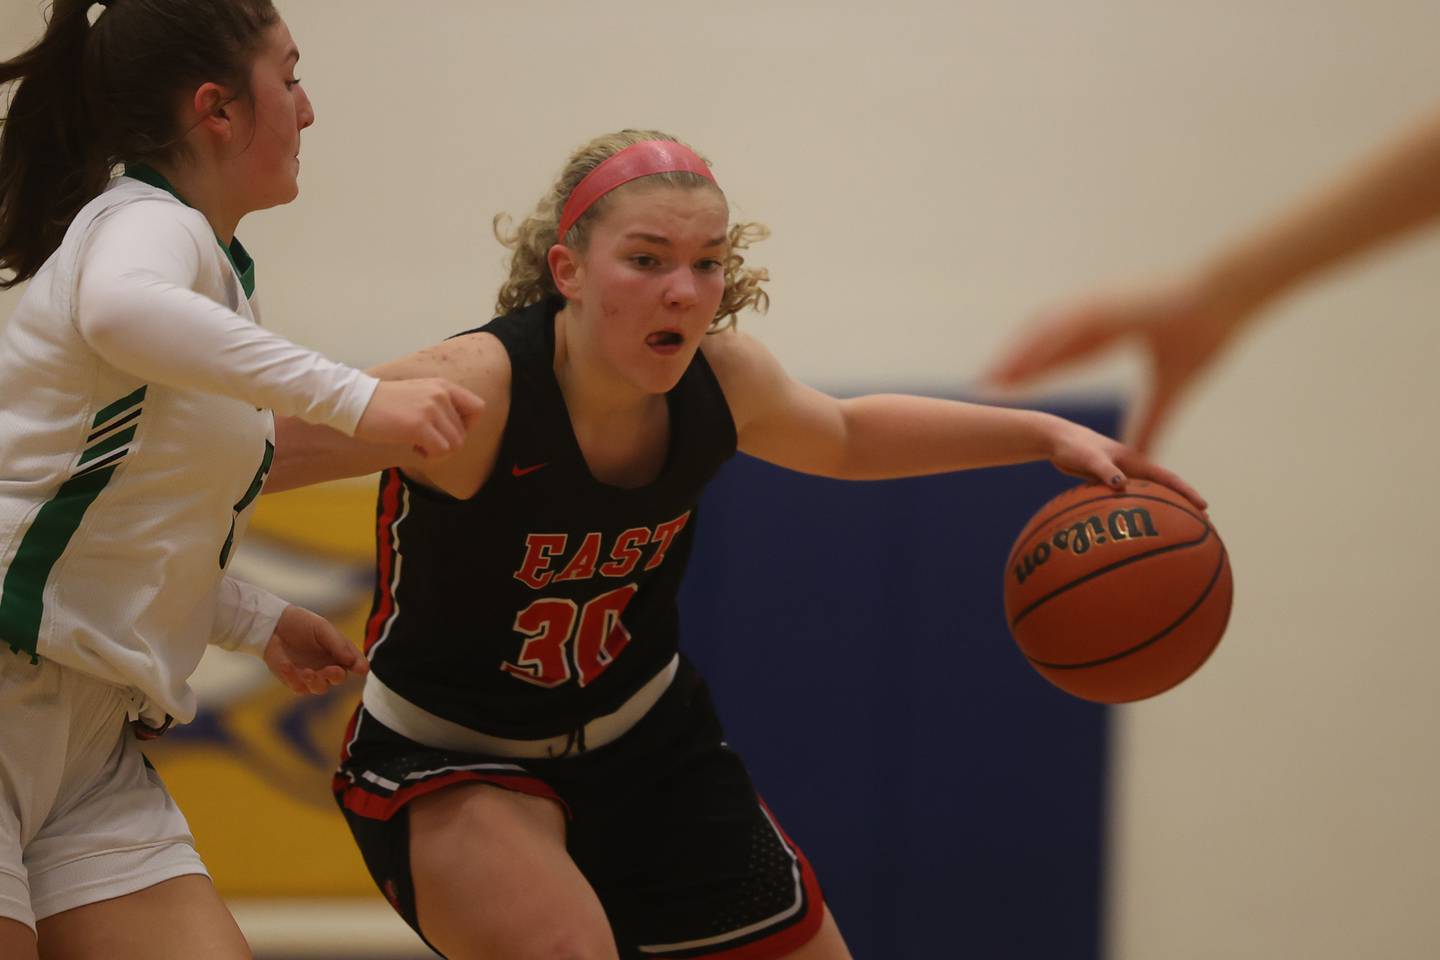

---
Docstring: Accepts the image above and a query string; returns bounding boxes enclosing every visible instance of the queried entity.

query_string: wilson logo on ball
[1002,483,1234,704]
[1012,507,1161,585]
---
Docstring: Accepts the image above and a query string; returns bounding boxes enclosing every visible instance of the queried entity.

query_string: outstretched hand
[263,605,369,695]
[1046,417,1207,511]
[986,275,1248,453]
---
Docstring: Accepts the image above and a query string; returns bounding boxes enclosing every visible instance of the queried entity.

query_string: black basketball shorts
[332,659,825,959]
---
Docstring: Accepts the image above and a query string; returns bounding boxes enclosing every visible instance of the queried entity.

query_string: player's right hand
[354,378,486,458]
[1043,416,1208,512]
[984,274,1248,453]
[264,604,369,695]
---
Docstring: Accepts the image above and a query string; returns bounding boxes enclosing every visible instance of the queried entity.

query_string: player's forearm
[265,415,412,493]
[78,271,378,434]
[830,396,1059,480]
[1203,104,1440,315]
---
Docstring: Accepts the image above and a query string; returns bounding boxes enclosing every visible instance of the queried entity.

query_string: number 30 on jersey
[501,584,638,688]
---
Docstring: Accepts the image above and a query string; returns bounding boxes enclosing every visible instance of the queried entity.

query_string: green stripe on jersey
[0,466,118,661]
[219,439,276,569]
[78,426,137,466]
[92,385,147,429]
[223,237,256,300]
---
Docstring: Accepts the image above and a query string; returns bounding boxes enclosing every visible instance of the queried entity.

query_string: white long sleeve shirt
[0,173,378,722]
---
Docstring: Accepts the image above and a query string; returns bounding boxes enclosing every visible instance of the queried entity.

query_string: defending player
[986,101,1440,452]
[0,2,480,957]
[271,131,1203,959]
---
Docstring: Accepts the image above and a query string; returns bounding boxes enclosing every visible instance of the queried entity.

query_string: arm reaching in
[985,101,1440,451]
[76,201,483,455]
[265,332,509,496]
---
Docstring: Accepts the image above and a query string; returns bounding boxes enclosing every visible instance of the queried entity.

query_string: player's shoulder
[395,330,512,411]
[697,326,793,436]
[424,327,509,372]
[84,179,211,250]
[699,324,758,367]
[393,330,513,500]
[99,178,202,226]
[699,325,782,387]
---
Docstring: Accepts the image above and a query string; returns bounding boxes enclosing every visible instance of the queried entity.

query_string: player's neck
[143,159,245,245]
[553,305,655,422]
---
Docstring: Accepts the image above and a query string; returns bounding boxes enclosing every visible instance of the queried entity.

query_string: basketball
[1003,481,1233,703]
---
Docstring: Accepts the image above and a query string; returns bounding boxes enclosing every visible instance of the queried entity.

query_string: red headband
[556,140,717,242]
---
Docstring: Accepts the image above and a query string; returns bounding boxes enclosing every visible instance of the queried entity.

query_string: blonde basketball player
[273,130,1204,959]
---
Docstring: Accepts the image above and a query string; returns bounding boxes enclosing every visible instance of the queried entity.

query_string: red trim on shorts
[364,470,404,654]
[652,798,827,960]
[337,770,572,822]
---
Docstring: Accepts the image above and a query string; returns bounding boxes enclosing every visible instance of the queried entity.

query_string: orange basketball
[1003,481,1233,703]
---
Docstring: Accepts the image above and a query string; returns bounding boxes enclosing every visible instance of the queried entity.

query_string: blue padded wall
[679,401,1122,960]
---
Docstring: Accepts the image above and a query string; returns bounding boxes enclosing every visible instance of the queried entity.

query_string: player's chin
[634,372,685,395]
[261,174,302,209]
[637,355,694,393]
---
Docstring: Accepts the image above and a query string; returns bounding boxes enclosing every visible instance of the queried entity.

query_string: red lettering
[513,534,568,590]
[644,512,691,571]
[599,527,651,579]
[554,532,603,583]
[500,598,577,687]
[573,584,638,686]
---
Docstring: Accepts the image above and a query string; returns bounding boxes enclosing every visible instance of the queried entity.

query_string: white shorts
[0,652,207,930]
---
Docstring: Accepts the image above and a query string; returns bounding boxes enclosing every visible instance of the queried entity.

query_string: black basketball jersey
[363,297,738,739]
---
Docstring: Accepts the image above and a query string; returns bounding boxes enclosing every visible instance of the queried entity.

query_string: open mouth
[645,330,684,348]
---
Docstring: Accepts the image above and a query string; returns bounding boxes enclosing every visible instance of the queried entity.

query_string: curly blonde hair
[493,129,769,331]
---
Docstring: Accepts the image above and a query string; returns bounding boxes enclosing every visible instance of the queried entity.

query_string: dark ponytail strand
[1,0,280,289]
[0,0,108,288]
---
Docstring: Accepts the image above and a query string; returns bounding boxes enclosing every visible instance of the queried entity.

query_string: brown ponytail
[0,0,279,287]
[0,0,102,287]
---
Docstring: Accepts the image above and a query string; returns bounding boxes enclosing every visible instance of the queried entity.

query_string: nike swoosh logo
[512,462,549,478]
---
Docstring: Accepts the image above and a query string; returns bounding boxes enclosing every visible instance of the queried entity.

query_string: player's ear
[548,243,583,298]
[192,82,237,143]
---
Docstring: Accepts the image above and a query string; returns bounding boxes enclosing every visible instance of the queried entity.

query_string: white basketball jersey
[0,174,373,721]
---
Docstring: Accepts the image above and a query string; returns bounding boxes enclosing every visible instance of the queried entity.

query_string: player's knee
[430,922,617,960]
[522,925,618,960]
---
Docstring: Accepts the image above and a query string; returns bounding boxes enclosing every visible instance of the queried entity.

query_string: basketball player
[986,101,1440,451]
[271,131,1203,959]
[0,2,482,957]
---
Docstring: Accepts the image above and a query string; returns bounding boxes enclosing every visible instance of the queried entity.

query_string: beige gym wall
[3,2,1438,957]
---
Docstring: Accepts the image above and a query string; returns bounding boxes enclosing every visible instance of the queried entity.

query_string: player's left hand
[1046,418,1208,511]
[263,605,370,695]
